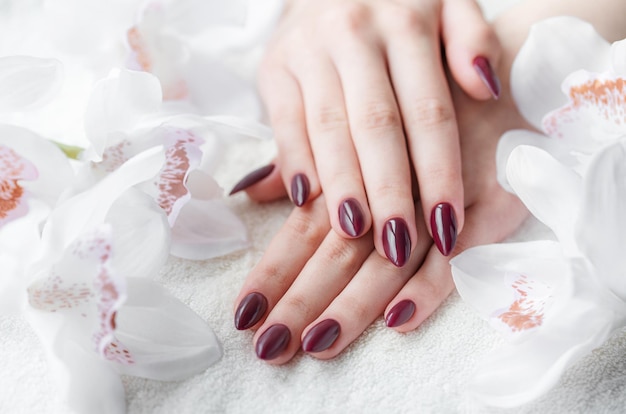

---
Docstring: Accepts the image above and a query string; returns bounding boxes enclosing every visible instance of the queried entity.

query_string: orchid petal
[106,189,170,280]
[512,17,611,130]
[182,54,262,118]
[496,129,577,192]
[38,146,165,262]
[156,0,247,33]
[451,241,567,341]
[170,198,248,260]
[84,69,162,160]
[610,39,626,76]
[506,146,581,253]
[113,277,222,380]
[471,302,614,407]
[0,56,63,112]
[575,140,626,301]
[542,70,626,147]
[0,125,74,206]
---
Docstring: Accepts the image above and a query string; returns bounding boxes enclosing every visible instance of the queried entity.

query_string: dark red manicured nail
[473,56,501,100]
[430,202,457,257]
[338,198,365,237]
[290,173,310,207]
[302,319,341,353]
[256,324,291,360]
[382,218,411,267]
[229,164,275,195]
[234,292,268,330]
[385,300,416,328]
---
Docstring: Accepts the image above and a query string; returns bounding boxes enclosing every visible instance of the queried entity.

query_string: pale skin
[256,0,502,264]
[235,0,626,363]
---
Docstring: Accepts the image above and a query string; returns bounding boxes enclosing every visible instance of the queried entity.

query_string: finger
[258,64,320,207]
[229,161,288,202]
[252,229,374,363]
[293,54,372,239]
[380,4,465,257]
[300,202,432,358]
[329,16,417,267]
[442,0,502,100]
[385,193,528,333]
[234,196,330,331]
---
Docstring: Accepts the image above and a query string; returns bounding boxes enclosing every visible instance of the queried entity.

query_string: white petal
[0,56,63,112]
[542,70,626,147]
[471,302,614,407]
[113,277,222,380]
[84,69,163,160]
[506,146,581,253]
[106,189,171,280]
[451,240,568,340]
[0,124,74,206]
[26,312,127,414]
[511,17,612,130]
[610,38,626,76]
[496,129,577,192]
[158,0,248,34]
[575,140,626,300]
[38,146,165,260]
[170,198,248,260]
[182,54,262,119]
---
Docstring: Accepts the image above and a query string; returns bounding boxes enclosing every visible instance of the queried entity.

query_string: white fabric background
[2,0,626,413]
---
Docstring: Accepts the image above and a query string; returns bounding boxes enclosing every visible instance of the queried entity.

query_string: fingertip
[238,165,288,202]
[336,197,370,239]
[442,0,502,100]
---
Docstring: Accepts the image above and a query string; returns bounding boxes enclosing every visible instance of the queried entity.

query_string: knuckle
[360,104,401,131]
[285,213,325,242]
[370,180,410,202]
[405,98,455,130]
[387,7,429,35]
[314,106,348,133]
[329,2,371,35]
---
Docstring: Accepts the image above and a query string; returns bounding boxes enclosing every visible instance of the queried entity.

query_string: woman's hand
[233,62,530,363]
[232,0,501,266]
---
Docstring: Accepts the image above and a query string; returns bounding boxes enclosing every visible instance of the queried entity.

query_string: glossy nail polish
[382,218,411,267]
[385,300,416,328]
[338,198,365,237]
[256,324,291,360]
[473,56,501,100]
[234,292,268,330]
[290,173,310,207]
[430,202,457,257]
[302,319,341,353]
[229,164,275,195]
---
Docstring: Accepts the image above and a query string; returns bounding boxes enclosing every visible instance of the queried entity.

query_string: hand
[232,0,502,267]
[233,55,531,363]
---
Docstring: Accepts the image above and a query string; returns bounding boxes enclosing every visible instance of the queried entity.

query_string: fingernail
[385,300,416,328]
[430,203,457,256]
[473,56,500,100]
[290,173,310,207]
[302,319,341,353]
[382,218,411,267]
[256,324,291,360]
[229,164,275,195]
[338,198,365,237]
[234,292,268,330]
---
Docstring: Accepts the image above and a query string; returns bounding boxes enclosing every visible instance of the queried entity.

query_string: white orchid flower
[451,142,626,407]
[450,17,626,407]
[496,16,626,191]
[81,68,271,260]
[0,129,74,314]
[25,148,222,414]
